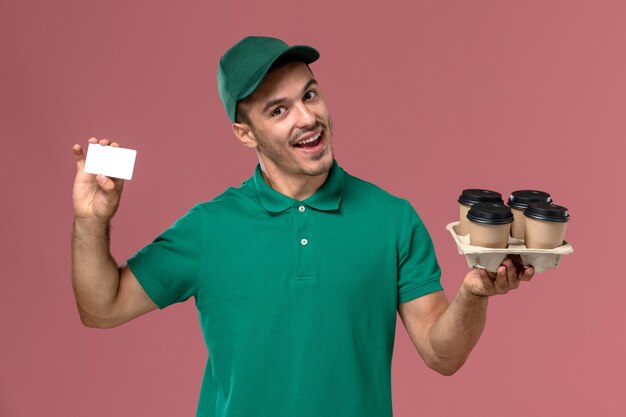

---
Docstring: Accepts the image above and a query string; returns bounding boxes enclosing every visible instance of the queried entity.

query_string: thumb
[96,174,123,193]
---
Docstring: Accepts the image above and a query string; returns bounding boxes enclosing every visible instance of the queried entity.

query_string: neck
[260,166,329,201]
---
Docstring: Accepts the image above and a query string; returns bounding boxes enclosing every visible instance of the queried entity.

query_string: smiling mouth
[293,130,323,149]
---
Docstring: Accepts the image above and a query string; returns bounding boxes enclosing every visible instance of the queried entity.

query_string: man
[71,36,534,417]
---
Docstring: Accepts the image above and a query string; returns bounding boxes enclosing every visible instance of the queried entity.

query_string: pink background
[2,1,624,416]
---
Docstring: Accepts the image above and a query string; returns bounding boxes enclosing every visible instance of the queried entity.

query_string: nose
[293,101,315,129]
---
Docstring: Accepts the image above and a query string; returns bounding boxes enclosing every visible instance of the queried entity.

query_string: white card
[84,143,137,180]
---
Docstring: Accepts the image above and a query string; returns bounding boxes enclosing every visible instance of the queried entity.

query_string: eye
[304,91,317,100]
[271,107,285,117]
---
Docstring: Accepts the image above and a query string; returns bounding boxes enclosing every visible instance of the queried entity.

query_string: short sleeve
[126,205,202,309]
[397,201,443,303]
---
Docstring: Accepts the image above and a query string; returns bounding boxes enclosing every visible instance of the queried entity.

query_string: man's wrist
[73,216,111,237]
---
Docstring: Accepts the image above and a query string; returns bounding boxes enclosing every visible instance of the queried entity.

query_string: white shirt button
[298,205,306,212]
[300,238,308,246]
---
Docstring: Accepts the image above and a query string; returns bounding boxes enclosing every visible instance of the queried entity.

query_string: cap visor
[238,45,320,100]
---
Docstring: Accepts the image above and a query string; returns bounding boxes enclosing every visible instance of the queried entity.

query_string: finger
[478,268,495,294]
[508,254,533,282]
[72,144,84,160]
[520,265,534,282]
[99,175,125,193]
[111,142,120,147]
[503,257,520,289]
[494,265,509,292]
[484,268,497,280]
[72,144,86,171]
[87,137,98,144]
[99,138,111,146]
[509,254,525,273]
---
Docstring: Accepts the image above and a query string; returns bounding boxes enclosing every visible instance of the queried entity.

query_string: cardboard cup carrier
[449,197,572,273]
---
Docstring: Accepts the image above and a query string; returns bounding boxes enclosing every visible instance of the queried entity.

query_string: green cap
[217,36,320,122]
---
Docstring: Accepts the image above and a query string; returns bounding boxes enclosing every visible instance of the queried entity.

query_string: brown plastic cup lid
[458,189,503,206]
[524,202,570,222]
[507,190,552,210]
[467,203,513,225]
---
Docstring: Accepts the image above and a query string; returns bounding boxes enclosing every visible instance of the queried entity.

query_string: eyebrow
[261,79,318,114]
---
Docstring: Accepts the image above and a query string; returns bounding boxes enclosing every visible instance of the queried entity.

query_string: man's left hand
[463,255,534,297]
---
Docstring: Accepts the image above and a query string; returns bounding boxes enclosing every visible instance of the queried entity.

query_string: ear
[231,122,258,149]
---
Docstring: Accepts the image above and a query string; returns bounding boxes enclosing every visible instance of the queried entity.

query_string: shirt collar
[252,160,345,213]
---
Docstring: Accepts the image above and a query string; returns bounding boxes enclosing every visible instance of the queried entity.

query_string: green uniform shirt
[127,160,442,417]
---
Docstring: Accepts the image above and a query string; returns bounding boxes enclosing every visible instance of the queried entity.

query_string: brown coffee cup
[467,203,513,248]
[524,203,570,249]
[458,189,503,236]
[507,190,552,239]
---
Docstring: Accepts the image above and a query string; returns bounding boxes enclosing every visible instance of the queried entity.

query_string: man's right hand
[72,137,125,223]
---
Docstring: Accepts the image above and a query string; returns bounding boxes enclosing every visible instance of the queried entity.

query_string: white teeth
[297,131,321,145]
